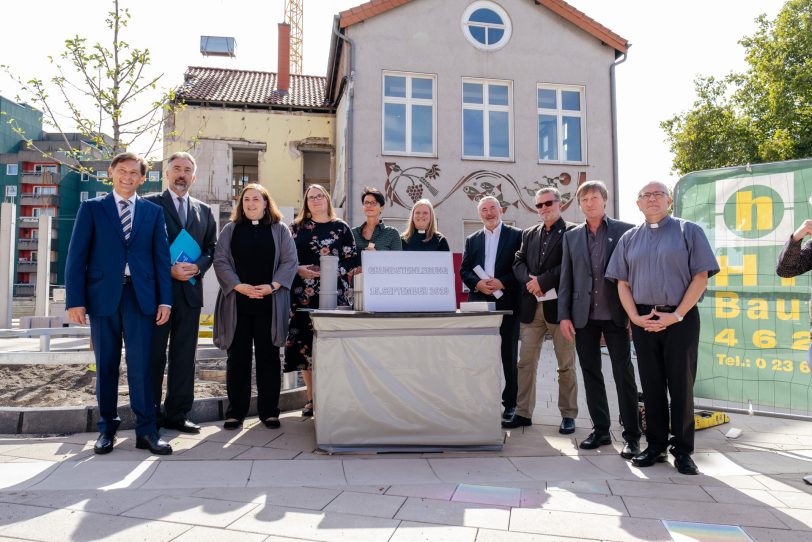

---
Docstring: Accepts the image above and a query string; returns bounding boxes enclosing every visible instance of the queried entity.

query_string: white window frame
[461,78,513,161]
[80,191,89,202]
[461,1,512,51]
[96,170,108,180]
[6,164,18,176]
[96,191,107,198]
[148,171,160,183]
[4,185,17,197]
[80,172,90,182]
[381,71,437,157]
[537,84,587,165]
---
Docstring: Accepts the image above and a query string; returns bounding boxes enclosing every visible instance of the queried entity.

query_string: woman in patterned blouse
[284,184,360,417]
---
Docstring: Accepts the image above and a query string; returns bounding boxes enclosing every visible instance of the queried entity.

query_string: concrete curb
[0,387,306,435]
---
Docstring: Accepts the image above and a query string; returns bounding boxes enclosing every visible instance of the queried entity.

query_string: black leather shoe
[94,432,115,454]
[673,453,700,475]
[302,401,314,417]
[262,417,281,429]
[631,447,668,467]
[223,419,243,430]
[620,440,641,459]
[502,407,516,420]
[501,414,532,428]
[579,432,612,449]
[559,417,576,434]
[135,433,173,455]
[163,419,201,434]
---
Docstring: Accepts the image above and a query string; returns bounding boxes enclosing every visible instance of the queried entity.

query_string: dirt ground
[0,358,229,408]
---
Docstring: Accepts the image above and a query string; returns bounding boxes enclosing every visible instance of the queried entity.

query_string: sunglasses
[535,200,558,209]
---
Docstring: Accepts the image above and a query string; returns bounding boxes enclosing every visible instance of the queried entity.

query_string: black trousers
[226,312,281,421]
[500,313,520,409]
[575,319,640,441]
[631,307,700,455]
[150,292,201,423]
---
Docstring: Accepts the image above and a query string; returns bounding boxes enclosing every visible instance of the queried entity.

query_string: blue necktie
[119,200,131,240]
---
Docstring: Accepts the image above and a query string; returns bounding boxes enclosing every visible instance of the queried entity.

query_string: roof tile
[176,66,330,109]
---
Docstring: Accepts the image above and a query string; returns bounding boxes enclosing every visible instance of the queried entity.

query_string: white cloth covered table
[310,311,505,452]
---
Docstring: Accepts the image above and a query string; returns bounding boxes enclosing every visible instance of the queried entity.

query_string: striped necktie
[177,196,186,227]
[119,200,132,240]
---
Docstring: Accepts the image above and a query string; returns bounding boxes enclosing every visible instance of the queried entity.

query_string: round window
[462,1,512,51]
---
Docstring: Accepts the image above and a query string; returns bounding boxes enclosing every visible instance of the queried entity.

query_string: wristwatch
[673,310,684,322]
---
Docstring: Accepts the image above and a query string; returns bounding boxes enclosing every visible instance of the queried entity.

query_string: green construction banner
[674,159,812,412]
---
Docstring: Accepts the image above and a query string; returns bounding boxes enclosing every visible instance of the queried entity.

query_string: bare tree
[1,0,182,171]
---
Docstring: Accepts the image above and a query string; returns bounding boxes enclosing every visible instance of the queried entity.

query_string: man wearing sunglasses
[558,181,640,458]
[606,181,719,475]
[504,187,577,433]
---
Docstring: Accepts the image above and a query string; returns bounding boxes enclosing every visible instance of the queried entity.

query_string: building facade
[164,66,334,218]
[327,0,628,249]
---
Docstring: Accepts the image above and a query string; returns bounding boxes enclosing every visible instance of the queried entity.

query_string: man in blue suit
[460,196,523,420]
[66,152,174,455]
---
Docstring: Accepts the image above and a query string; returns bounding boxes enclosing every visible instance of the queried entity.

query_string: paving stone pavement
[0,343,811,541]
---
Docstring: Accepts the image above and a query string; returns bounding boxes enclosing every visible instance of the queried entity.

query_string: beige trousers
[516,302,578,419]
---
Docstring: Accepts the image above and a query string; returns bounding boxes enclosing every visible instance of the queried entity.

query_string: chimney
[277,23,291,93]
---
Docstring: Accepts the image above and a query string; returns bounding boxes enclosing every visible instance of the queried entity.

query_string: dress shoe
[223,419,243,430]
[501,414,532,428]
[620,440,641,459]
[135,433,173,455]
[559,417,576,434]
[163,419,201,434]
[94,432,115,454]
[631,447,668,467]
[672,451,700,475]
[262,417,281,429]
[302,401,314,417]
[579,432,612,449]
[502,406,516,420]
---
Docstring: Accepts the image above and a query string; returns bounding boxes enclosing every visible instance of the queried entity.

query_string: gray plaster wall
[344,0,621,251]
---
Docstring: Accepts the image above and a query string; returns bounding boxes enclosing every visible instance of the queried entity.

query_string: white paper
[473,265,503,299]
[536,288,557,302]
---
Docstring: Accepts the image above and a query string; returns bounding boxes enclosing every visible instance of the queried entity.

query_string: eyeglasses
[638,191,668,200]
[362,200,380,207]
[535,200,559,209]
[307,193,326,202]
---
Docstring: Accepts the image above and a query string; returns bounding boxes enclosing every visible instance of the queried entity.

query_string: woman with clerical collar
[401,199,450,252]
[351,186,402,252]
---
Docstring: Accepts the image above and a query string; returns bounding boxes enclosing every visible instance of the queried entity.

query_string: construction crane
[284,0,304,74]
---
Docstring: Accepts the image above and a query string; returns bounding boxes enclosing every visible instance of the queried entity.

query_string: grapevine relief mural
[384,162,585,214]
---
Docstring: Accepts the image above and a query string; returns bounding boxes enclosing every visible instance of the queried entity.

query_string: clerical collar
[417,229,426,234]
[647,215,671,229]
[251,220,259,225]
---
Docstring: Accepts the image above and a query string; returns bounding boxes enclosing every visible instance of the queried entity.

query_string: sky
[0,0,787,220]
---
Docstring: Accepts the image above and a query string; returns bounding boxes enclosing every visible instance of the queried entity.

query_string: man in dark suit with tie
[66,152,173,455]
[558,181,641,458]
[504,187,577,433]
[145,152,217,434]
[461,196,523,420]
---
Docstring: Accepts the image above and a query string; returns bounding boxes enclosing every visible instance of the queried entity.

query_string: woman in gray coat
[213,184,298,429]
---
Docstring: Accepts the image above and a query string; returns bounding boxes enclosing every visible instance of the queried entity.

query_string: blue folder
[169,229,201,285]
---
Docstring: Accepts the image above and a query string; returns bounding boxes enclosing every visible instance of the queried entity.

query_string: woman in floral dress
[284,184,359,416]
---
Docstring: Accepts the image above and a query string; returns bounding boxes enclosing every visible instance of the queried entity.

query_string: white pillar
[201,203,220,316]
[35,215,52,316]
[0,203,15,328]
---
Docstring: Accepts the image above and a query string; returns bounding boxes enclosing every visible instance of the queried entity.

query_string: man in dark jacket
[145,152,217,433]
[504,187,577,433]
[460,196,523,420]
[559,180,640,457]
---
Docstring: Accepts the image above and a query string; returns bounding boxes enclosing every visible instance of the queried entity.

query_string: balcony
[16,260,56,273]
[17,238,38,250]
[19,194,60,206]
[20,171,59,185]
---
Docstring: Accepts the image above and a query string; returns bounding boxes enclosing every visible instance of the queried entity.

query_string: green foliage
[0,0,183,173]
[662,0,812,175]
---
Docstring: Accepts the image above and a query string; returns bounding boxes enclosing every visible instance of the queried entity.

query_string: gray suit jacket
[558,217,633,329]
[143,189,217,308]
